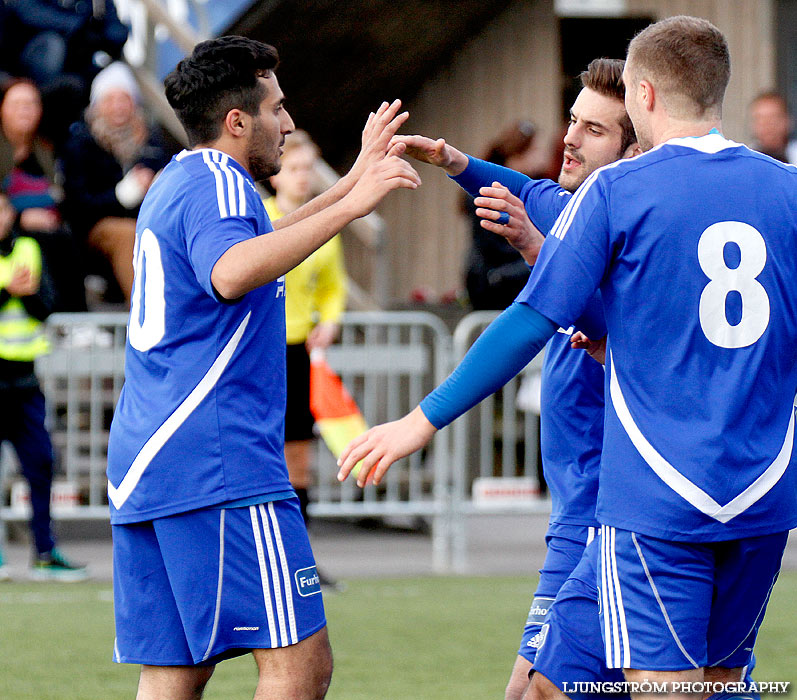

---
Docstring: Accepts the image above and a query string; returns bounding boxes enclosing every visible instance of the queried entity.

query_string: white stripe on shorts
[259,504,289,647]
[608,527,631,667]
[266,502,298,645]
[599,525,613,667]
[249,506,279,647]
[630,532,699,669]
[202,509,226,661]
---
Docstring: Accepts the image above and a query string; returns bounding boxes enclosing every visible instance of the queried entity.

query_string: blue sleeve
[450,155,532,199]
[452,156,572,236]
[522,175,612,330]
[419,302,558,429]
[183,176,266,300]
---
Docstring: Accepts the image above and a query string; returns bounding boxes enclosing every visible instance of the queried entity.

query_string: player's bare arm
[474,182,545,265]
[391,134,469,175]
[337,405,437,487]
[274,99,409,228]
[212,145,421,299]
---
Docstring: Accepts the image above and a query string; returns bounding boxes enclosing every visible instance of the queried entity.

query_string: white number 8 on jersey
[697,221,770,349]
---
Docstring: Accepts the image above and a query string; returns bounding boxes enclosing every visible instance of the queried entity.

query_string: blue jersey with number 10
[524,133,797,541]
[107,149,292,524]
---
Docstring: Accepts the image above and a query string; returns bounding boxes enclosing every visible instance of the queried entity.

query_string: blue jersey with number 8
[107,149,292,524]
[524,133,797,541]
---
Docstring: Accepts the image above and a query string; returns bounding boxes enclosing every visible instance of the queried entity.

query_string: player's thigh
[707,531,788,669]
[252,626,332,695]
[518,527,594,663]
[598,526,713,671]
[534,539,628,700]
[154,498,326,665]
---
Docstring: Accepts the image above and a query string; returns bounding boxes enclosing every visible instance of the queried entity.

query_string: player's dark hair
[627,15,730,119]
[164,35,279,147]
[580,58,636,154]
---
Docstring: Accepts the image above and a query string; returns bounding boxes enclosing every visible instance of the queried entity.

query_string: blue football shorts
[533,536,628,700]
[112,497,327,666]
[597,525,787,672]
[518,523,598,664]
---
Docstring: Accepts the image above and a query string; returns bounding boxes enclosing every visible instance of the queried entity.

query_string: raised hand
[337,406,437,487]
[474,182,545,265]
[390,134,467,175]
[349,100,410,180]
[6,266,38,297]
[344,141,421,219]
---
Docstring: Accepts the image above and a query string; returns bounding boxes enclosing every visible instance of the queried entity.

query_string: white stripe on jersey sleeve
[609,352,794,523]
[216,152,239,217]
[202,150,228,218]
[107,313,252,509]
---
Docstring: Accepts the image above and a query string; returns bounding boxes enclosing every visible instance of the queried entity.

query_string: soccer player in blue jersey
[340,15,797,700]
[106,36,420,700]
[394,58,640,700]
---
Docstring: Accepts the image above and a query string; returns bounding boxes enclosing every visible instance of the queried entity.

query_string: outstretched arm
[337,302,558,486]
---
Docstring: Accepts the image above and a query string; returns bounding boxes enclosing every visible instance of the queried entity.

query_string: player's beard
[247,119,282,182]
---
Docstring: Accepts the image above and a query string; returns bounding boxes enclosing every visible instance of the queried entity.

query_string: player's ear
[623,142,643,159]
[223,109,247,138]
[639,80,655,112]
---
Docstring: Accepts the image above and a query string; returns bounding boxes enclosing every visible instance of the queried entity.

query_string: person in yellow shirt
[262,131,347,587]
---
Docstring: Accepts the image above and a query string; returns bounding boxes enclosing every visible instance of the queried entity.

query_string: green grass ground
[1,574,795,699]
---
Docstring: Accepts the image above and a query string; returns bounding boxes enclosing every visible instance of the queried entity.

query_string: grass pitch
[1,574,795,699]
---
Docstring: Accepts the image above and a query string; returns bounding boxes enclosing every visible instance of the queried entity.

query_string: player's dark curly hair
[164,35,279,147]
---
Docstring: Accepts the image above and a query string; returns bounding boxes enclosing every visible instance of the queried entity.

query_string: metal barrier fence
[0,310,550,572]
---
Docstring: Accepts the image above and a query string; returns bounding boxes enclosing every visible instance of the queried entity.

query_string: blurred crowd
[0,0,177,314]
[0,0,794,317]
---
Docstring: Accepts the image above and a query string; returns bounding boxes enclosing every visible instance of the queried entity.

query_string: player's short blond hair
[627,15,730,119]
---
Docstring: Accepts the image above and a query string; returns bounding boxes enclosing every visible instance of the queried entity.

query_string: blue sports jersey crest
[107,149,292,524]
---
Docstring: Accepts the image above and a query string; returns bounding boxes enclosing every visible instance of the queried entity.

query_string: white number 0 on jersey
[697,221,770,349]
[129,228,166,352]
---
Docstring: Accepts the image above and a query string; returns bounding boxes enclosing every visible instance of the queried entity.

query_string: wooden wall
[372,0,776,305]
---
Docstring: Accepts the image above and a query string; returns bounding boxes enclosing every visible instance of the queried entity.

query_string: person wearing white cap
[60,62,174,305]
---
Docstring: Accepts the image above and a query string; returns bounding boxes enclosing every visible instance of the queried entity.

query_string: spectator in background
[261,129,347,588]
[0,78,86,311]
[0,191,87,581]
[1,0,129,146]
[61,62,173,306]
[749,91,797,165]
[464,120,549,309]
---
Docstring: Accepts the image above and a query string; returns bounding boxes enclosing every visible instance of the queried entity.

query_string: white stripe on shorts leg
[587,526,596,545]
[267,502,299,645]
[600,526,614,667]
[202,509,226,661]
[250,506,278,647]
[609,527,631,667]
[114,637,121,662]
[602,526,622,666]
[259,504,289,647]
[630,532,699,669]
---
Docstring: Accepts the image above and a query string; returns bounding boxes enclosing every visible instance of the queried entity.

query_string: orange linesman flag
[309,350,368,476]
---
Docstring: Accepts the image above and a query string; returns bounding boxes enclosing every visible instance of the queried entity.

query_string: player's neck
[652,115,722,147]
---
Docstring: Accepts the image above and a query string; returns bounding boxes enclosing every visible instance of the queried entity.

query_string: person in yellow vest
[262,130,347,588]
[0,191,87,580]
